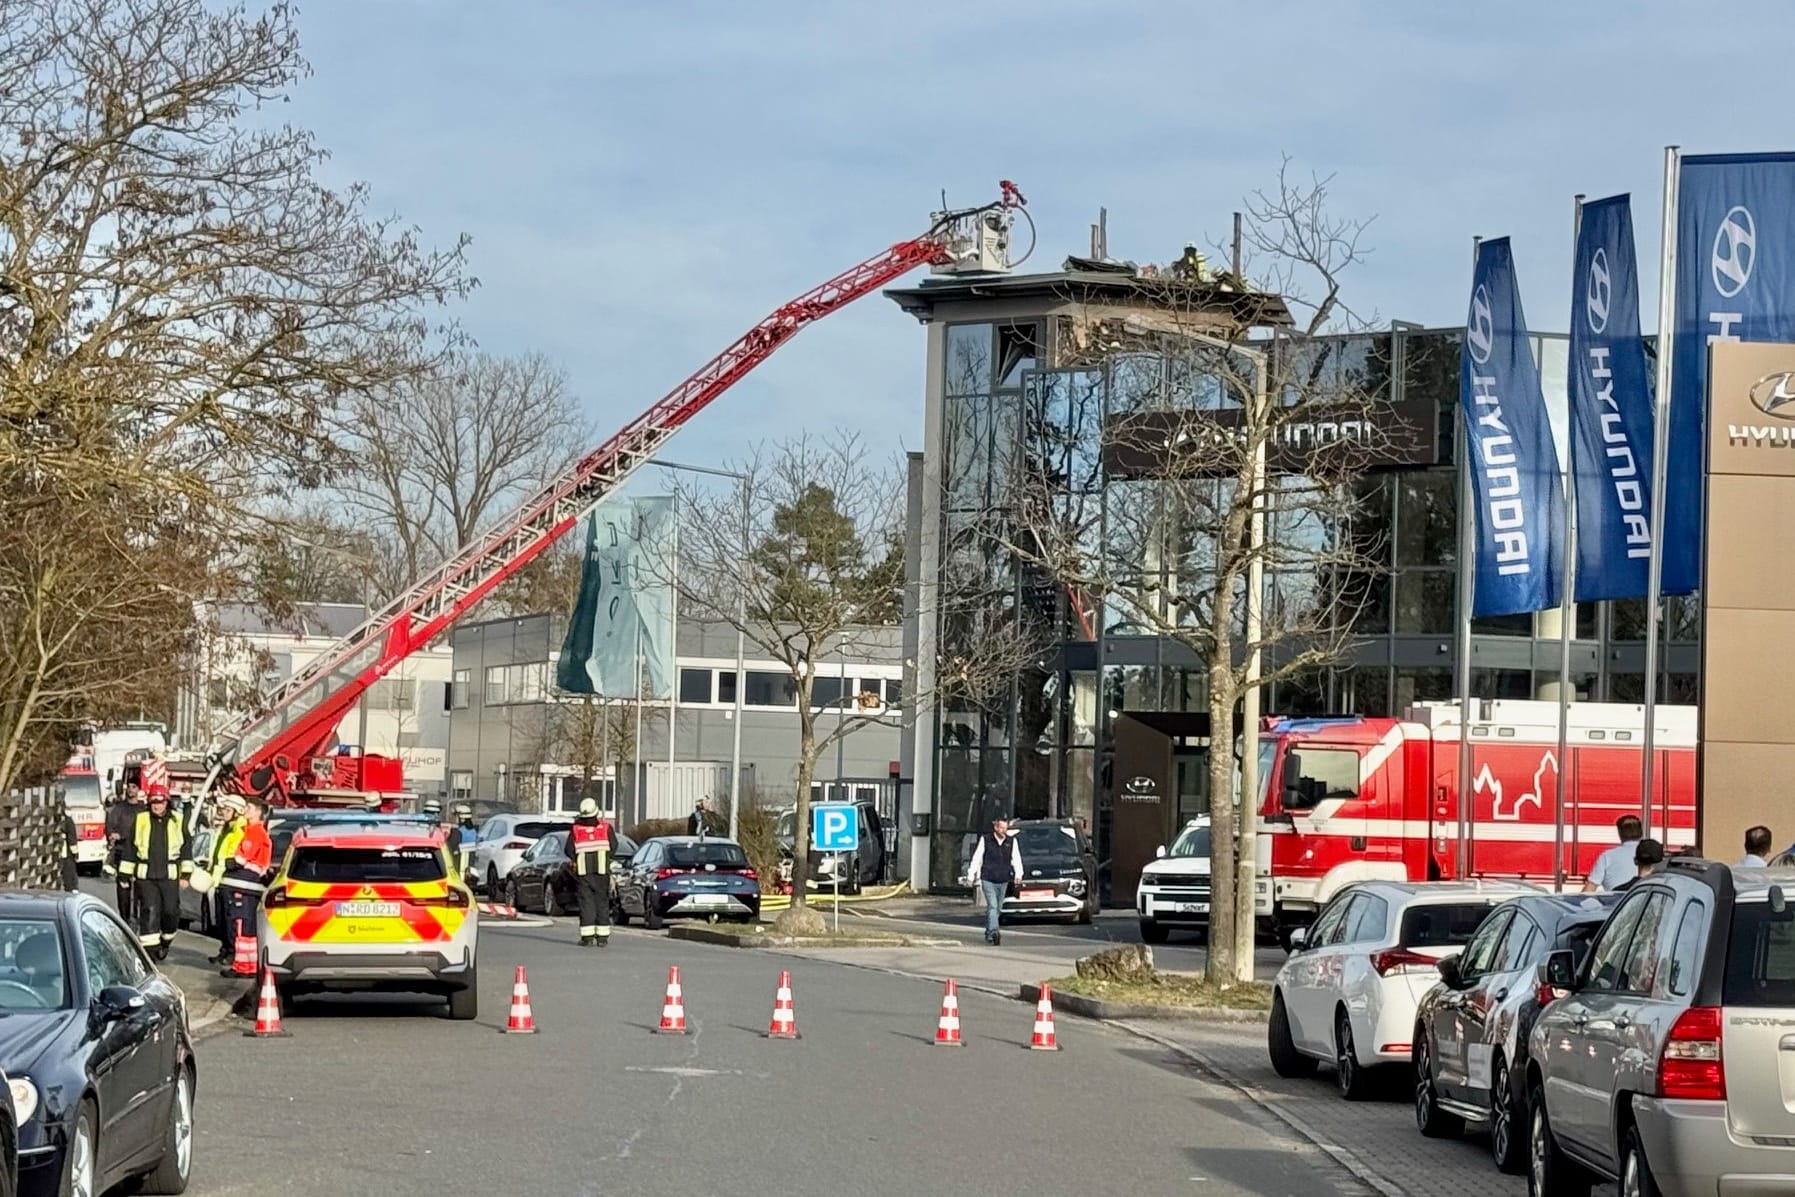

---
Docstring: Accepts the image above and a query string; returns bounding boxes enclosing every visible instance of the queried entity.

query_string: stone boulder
[773,903,828,937]
[1074,943,1156,983]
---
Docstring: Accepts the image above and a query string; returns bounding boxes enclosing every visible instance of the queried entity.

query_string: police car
[256,822,478,1018]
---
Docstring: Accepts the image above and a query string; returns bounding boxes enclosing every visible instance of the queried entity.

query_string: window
[883,678,903,708]
[483,663,547,706]
[484,665,508,706]
[945,323,993,396]
[1310,894,1355,947]
[1343,895,1389,943]
[287,846,447,884]
[1399,903,1499,950]
[996,322,1039,387]
[717,671,738,705]
[1458,909,1514,978]
[1723,900,1795,1007]
[810,676,845,710]
[1281,747,1360,810]
[1665,901,1708,997]
[1584,890,1651,991]
[81,911,145,996]
[451,771,473,802]
[1621,891,1673,993]
[1499,915,1544,974]
[745,670,797,707]
[0,918,69,1010]
[679,668,713,705]
[1394,571,1455,635]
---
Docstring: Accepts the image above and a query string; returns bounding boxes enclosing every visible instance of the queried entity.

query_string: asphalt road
[185,919,1368,1197]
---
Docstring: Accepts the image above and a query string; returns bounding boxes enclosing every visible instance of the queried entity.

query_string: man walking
[569,799,614,947]
[1584,815,1645,892]
[965,816,1023,946]
[1742,825,1774,868]
[104,785,145,923]
[120,788,191,961]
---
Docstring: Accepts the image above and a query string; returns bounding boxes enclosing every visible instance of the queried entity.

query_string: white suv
[1268,879,1535,1099]
[469,813,572,895]
[1136,818,1214,944]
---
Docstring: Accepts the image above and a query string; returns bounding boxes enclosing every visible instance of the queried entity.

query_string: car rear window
[665,843,749,868]
[1724,901,1795,1008]
[514,821,564,840]
[288,846,446,884]
[1400,902,1498,949]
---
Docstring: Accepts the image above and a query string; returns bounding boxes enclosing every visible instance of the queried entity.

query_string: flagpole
[1555,196,1585,895]
[1641,146,1681,834]
[1456,235,1482,880]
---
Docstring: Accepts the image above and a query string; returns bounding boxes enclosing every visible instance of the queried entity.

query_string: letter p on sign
[813,804,858,852]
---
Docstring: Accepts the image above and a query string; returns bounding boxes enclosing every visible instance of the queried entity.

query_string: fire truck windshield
[1254,739,1276,809]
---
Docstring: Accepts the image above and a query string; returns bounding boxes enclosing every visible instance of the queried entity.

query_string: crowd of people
[1582,816,1790,892]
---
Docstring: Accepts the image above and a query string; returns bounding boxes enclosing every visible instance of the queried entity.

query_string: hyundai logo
[1466,284,1494,364]
[1749,371,1795,419]
[1123,775,1156,795]
[1586,248,1611,335]
[1712,205,1757,299]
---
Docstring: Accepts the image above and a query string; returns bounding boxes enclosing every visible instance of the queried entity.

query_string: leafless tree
[342,351,589,595]
[0,0,470,791]
[1002,165,1395,982]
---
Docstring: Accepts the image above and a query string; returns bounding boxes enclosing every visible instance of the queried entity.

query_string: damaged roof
[885,258,1293,329]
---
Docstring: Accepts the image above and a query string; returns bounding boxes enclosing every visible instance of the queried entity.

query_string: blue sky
[285,0,1795,472]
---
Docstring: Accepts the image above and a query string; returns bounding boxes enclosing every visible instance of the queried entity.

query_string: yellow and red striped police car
[256,822,479,1019]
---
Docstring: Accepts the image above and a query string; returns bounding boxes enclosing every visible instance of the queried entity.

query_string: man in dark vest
[119,788,192,961]
[570,799,614,947]
[965,816,1023,946]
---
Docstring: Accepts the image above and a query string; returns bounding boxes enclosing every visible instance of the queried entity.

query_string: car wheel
[1267,991,1316,1078]
[1528,1078,1593,1197]
[643,893,664,930]
[1334,1008,1374,1101]
[613,893,630,926]
[138,1064,193,1194]
[1620,1124,1663,1197]
[486,865,499,896]
[505,878,524,913]
[1413,1036,1463,1138]
[446,972,478,1021]
[1139,919,1169,944]
[541,882,561,918]
[1076,896,1094,925]
[1490,1056,1524,1175]
[57,1098,97,1197]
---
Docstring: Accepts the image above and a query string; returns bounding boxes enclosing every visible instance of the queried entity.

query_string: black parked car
[1000,819,1100,925]
[615,837,760,928]
[504,830,637,917]
[0,891,193,1196]
[775,801,887,893]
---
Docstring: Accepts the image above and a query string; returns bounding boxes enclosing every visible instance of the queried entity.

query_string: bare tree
[342,352,588,594]
[0,0,470,791]
[1004,165,1395,982]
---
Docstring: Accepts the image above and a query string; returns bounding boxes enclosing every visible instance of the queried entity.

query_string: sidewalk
[161,928,253,1035]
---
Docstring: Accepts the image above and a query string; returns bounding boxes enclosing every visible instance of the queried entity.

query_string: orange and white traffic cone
[244,968,289,1038]
[504,965,537,1034]
[766,970,799,1040]
[1029,983,1060,1051]
[231,934,257,977]
[933,978,963,1046]
[656,965,688,1034]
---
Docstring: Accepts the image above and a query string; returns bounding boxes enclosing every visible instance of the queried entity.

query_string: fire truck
[1258,699,1697,939]
[196,184,1029,806]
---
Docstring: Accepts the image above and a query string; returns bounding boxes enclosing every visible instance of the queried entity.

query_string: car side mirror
[1437,953,1464,990]
[93,985,145,1023]
[1541,949,1578,992]
[1155,845,1167,859]
[1287,926,1308,952]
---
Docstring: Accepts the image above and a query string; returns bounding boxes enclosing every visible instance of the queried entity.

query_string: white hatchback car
[1268,880,1535,1099]
[469,814,572,895]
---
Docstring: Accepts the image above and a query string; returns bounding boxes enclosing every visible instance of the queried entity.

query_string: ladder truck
[201,183,1029,807]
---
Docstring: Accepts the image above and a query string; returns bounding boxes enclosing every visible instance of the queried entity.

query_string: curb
[1018,983,1269,1024]
[667,926,959,950]
[1109,1021,1406,1197]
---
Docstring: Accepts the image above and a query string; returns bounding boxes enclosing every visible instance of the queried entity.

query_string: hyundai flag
[1459,238,1564,616]
[1665,152,1795,596]
[1569,195,1656,601]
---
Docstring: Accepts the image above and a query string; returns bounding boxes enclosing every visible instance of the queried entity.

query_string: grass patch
[1047,973,1274,1011]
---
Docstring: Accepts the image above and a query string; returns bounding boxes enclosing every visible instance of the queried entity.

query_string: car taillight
[738,868,758,880]
[440,887,470,908]
[1371,948,1437,977]
[1659,1006,1725,1100]
[263,887,288,908]
[1535,982,1568,1009]
[505,840,530,850]
[655,868,688,881]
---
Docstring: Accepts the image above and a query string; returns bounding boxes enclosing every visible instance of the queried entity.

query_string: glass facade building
[888,272,1699,895]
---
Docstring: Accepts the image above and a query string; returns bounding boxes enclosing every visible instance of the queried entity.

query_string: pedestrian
[1617,838,1666,891]
[1583,815,1644,892]
[206,796,247,963]
[452,802,476,881]
[119,787,191,961]
[1741,825,1774,868]
[59,812,78,891]
[216,798,272,977]
[103,785,146,923]
[964,816,1023,946]
[687,797,712,837]
[569,798,614,947]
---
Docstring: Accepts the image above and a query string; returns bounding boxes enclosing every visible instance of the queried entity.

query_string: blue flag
[1459,238,1564,616]
[1569,195,1656,601]
[1665,152,1795,596]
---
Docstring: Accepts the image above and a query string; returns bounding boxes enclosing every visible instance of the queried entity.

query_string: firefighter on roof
[570,798,613,947]
[119,786,191,961]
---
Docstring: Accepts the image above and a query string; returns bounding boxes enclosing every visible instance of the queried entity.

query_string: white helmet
[578,798,598,817]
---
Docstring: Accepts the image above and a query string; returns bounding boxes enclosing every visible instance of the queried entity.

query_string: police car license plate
[336,901,401,918]
[1021,888,1054,900]
[1176,902,1209,914]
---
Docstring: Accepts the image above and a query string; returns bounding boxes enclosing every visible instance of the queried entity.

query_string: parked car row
[1265,859,1795,1196]
[505,831,764,929]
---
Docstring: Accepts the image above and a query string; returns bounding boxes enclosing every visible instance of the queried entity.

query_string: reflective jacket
[221,823,272,892]
[123,810,192,880]
[209,820,244,882]
[570,818,612,877]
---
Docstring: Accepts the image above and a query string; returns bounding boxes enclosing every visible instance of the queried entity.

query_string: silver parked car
[1525,858,1795,1197]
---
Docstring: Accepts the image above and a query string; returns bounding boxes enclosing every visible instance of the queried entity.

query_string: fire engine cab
[1256,700,1697,940]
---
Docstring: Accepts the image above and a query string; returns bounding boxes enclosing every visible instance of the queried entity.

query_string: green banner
[555,495,675,699]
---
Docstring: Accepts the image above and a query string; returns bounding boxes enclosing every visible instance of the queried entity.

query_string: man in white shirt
[1740,825,1773,868]
[965,818,1024,946]
[1584,815,1645,892]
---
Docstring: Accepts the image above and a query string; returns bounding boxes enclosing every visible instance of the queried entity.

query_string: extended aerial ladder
[205,182,1028,804]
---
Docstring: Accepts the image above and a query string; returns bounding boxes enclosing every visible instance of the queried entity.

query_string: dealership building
[885,261,1700,895]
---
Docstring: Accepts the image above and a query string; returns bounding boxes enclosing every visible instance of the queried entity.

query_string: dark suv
[1526,859,1795,1197]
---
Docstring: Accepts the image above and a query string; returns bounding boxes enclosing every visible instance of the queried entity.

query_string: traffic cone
[933,978,963,1046]
[656,965,687,1034]
[231,934,256,977]
[1029,983,1060,1051]
[244,969,289,1038]
[766,970,799,1040]
[504,965,537,1034]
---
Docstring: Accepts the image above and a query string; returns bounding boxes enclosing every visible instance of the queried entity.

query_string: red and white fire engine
[1257,699,1697,938]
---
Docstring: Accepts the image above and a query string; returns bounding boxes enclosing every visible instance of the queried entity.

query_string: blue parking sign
[812,803,858,852]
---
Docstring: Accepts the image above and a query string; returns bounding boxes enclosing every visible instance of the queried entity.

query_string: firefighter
[453,803,476,881]
[206,796,247,964]
[569,798,613,947]
[103,785,145,923]
[216,797,273,977]
[59,812,78,891]
[119,788,191,961]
